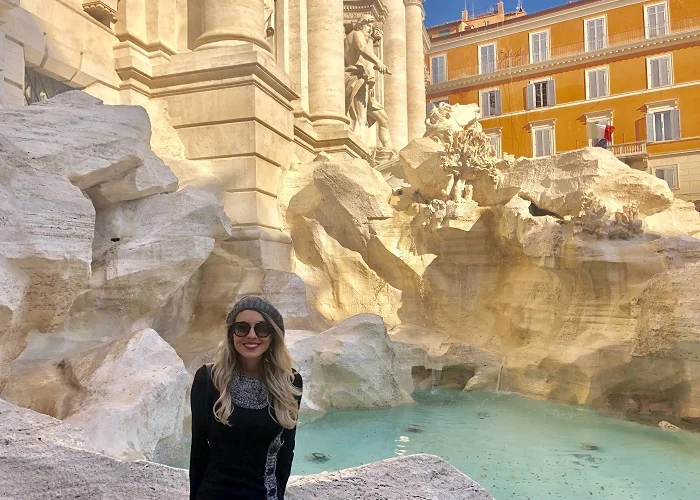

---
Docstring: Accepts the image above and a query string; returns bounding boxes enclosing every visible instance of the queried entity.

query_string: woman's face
[232,309,273,363]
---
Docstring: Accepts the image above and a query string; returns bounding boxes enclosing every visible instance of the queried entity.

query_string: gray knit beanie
[225,295,285,335]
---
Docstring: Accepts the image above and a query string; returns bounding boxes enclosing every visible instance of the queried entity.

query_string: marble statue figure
[345,15,393,149]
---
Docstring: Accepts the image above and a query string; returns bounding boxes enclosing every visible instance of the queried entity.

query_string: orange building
[425,0,700,208]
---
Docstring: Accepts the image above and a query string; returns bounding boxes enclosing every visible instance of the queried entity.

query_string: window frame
[530,124,556,158]
[585,110,614,147]
[584,15,607,52]
[646,54,673,89]
[478,42,497,75]
[529,29,551,64]
[644,1,669,39]
[653,165,679,190]
[645,100,680,143]
[585,66,610,100]
[479,88,502,117]
[430,54,448,84]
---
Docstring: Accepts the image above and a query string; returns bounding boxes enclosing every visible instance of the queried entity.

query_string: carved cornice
[82,0,118,27]
[344,0,389,25]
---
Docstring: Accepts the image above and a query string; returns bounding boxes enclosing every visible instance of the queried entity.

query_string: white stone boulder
[494,148,673,216]
[399,137,452,201]
[0,91,177,199]
[288,454,493,500]
[2,329,190,462]
[0,397,189,499]
[289,314,413,411]
[288,155,393,258]
[0,134,94,388]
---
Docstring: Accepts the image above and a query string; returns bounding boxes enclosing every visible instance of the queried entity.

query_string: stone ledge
[0,398,493,499]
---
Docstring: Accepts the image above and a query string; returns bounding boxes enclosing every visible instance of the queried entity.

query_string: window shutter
[659,57,670,86]
[646,113,655,142]
[481,92,490,117]
[495,90,502,115]
[547,79,556,106]
[658,5,667,36]
[526,83,535,110]
[671,109,681,140]
[535,130,543,156]
[649,59,659,87]
[599,70,607,97]
[544,129,552,155]
[588,71,597,98]
[587,21,595,51]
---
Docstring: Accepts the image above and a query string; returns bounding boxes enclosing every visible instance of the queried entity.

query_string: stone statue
[344,15,392,150]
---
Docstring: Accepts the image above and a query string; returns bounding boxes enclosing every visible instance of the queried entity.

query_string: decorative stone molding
[344,0,389,26]
[82,0,118,27]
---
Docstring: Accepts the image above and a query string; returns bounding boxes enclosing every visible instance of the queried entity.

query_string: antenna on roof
[517,0,523,11]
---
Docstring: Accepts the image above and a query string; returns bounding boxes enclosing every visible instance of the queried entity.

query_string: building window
[586,116,613,147]
[529,31,549,64]
[486,132,502,158]
[532,126,555,157]
[438,29,451,37]
[645,2,669,39]
[427,98,449,113]
[647,55,672,88]
[480,89,502,117]
[24,68,75,105]
[654,166,678,189]
[527,79,556,109]
[585,16,607,52]
[646,106,680,142]
[431,55,447,84]
[586,67,609,99]
[479,43,496,74]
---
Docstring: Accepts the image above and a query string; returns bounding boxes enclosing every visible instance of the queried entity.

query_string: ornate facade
[0,0,427,268]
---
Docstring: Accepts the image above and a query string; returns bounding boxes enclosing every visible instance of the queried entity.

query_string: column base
[194,31,270,52]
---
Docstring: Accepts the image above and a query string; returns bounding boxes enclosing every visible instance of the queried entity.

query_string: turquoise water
[292,390,700,499]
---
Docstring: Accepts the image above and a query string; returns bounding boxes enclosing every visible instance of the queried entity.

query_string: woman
[190,296,303,500]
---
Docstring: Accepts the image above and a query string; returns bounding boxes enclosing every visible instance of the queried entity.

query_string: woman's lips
[243,343,260,349]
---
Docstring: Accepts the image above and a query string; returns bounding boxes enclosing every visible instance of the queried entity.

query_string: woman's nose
[245,326,257,338]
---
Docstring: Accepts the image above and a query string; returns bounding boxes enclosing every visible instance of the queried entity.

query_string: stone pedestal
[155,45,298,271]
[306,0,348,126]
[195,0,269,51]
[405,0,427,140]
[383,0,409,149]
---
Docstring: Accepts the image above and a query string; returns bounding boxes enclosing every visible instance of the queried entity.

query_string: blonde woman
[189,296,303,500]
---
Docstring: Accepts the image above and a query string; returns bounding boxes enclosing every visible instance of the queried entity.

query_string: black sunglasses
[231,321,274,338]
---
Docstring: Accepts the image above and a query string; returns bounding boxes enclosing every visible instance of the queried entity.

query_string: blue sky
[424,0,570,27]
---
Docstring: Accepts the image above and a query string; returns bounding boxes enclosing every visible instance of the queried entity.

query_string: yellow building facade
[426,0,700,208]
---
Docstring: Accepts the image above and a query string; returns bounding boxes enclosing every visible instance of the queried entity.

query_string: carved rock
[288,314,413,411]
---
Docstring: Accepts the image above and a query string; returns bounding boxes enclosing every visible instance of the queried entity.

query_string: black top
[189,365,303,500]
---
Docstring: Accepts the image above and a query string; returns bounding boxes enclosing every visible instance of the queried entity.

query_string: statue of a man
[345,15,392,149]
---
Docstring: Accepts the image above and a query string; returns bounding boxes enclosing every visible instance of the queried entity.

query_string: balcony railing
[610,141,647,158]
[430,15,700,84]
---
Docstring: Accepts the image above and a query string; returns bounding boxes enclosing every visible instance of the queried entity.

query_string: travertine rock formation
[3,329,190,462]
[0,133,94,389]
[288,314,413,412]
[0,398,492,500]
[286,454,493,500]
[0,92,231,461]
[281,103,700,427]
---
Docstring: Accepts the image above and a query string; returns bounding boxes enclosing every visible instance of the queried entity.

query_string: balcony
[428,15,700,87]
[610,141,647,159]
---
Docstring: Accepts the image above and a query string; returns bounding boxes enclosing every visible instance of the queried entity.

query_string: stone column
[405,0,427,140]
[383,0,409,150]
[195,0,269,51]
[306,0,348,125]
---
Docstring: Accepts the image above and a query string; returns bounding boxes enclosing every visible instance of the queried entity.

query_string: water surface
[293,390,700,499]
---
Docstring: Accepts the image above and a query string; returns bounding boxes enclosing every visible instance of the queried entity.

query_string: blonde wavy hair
[211,312,301,429]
